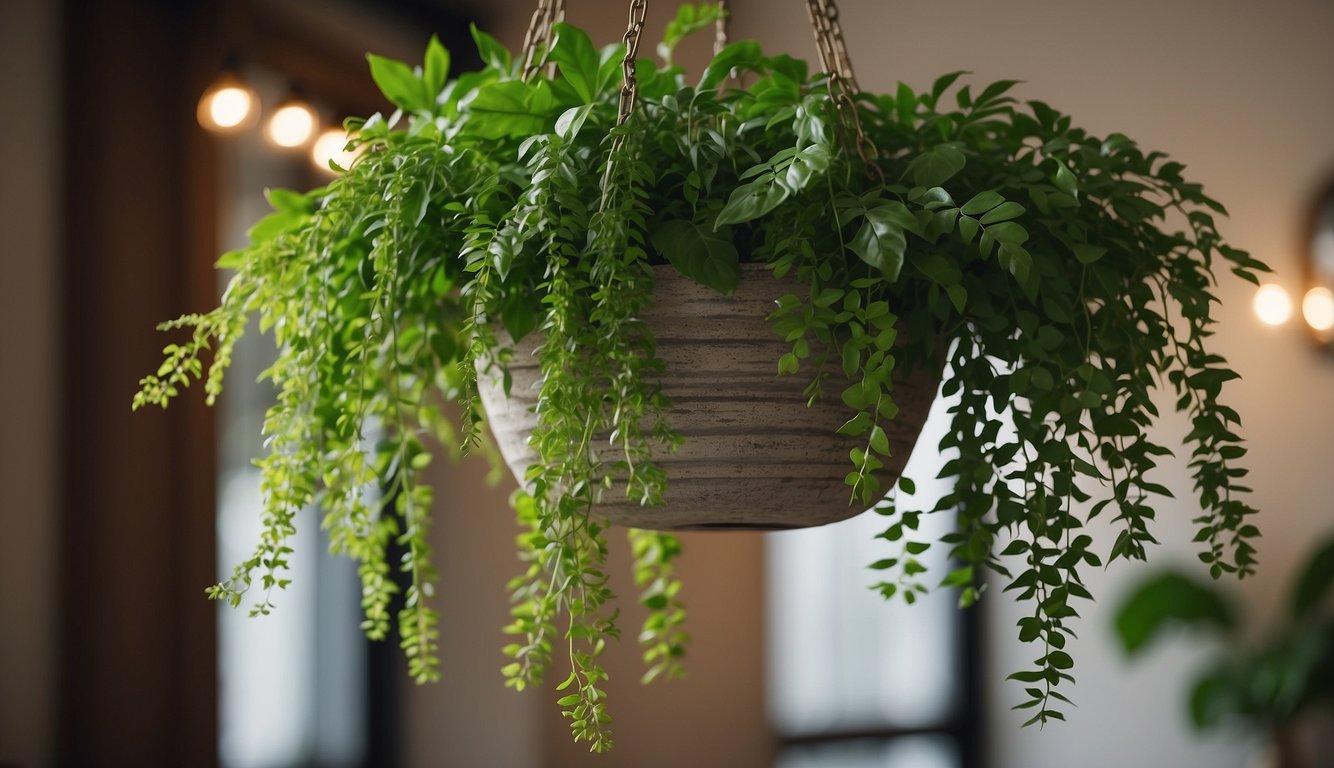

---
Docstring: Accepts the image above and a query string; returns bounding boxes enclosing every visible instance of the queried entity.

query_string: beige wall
[0,1,61,766]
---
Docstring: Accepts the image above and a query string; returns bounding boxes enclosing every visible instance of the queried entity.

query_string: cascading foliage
[135,3,1266,751]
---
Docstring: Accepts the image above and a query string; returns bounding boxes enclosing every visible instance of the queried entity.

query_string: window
[767,396,982,767]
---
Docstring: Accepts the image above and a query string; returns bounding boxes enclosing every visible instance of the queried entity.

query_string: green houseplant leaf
[1115,572,1237,654]
[1292,537,1334,620]
[649,218,741,294]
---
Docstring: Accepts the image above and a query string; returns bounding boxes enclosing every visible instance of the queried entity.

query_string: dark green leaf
[700,41,762,90]
[980,202,1026,225]
[1072,243,1107,264]
[715,173,790,228]
[1291,537,1334,620]
[650,218,741,294]
[848,219,907,281]
[1052,158,1078,197]
[961,191,1005,216]
[908,145,966,187]
[549,23,602,103]
[1114,572,1236,654]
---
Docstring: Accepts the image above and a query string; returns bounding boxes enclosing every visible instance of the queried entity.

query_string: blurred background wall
[1,1,1331,767]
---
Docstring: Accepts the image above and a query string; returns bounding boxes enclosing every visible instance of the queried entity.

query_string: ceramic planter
[479,263,939,530]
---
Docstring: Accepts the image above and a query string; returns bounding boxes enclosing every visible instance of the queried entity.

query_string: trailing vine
[135,4,1266,750]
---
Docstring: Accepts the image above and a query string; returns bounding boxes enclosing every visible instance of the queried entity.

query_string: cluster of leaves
[134,2,1266,748]
[1115,535,1334,732]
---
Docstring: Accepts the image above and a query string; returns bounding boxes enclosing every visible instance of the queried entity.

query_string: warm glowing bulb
[197,76,257,132]
[268,102,316,148]
[311,128,361,174]
[1302,286,1334,332]
[210,88,252,127]
[1253,283,1293,326]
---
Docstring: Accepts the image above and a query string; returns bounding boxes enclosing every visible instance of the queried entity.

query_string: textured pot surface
[478,263,940,530]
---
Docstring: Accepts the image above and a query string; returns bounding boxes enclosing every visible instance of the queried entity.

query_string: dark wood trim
[56,2,485,764]
[58,0,219,765]
[771,581,988,768]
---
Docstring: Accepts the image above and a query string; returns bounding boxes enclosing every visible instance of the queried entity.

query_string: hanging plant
[135,0,1267,752]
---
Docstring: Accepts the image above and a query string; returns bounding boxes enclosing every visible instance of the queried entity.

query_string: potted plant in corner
[135,0,1269,752]
[1114,534,1334,768]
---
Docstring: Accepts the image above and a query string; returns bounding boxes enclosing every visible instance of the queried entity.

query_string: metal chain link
[714,0,730,56]
[523,0,876,179]
[804,0,883,183]
[615,0,649,126]
[520,0,566,82]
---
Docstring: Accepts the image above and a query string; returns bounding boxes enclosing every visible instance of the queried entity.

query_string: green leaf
[928,71,966,106]
[1046,650,1074,670]
[555,105,592,139]
[470,23,512,73]
[974,79,1021,107]
[958,216,979,244]
[1291,537,1334,620]
[247,210,305,244]
[1072,243,1107,264]
[463,80,555,138]
[865,200,918,232]
[550,23,602,103]
[980,202,1026,224]
[423,35,450,99]
[700,41,762,90]
[837,411,872,437]
[908,145,966,187]
[841,342,860,378]
[660,2,723,64]
[1114,573,1236,654]
[1188,666,1242,728]
[986,221,1029,245]
[501,289,539,342]
[849,219,907,281]
[650,219,741,294]
[946,284,968,313]
[1052,158,1079,197]
[265,187,313,214]
[869,425,889,455]
[714,172,789,228]
[367,53,429,112]
[961,191,1005,216]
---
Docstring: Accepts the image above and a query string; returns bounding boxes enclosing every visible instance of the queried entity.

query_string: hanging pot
[477,263,940,530]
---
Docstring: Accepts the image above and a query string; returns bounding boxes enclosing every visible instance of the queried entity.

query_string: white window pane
[767,394,960,734]
[777,735,960,768]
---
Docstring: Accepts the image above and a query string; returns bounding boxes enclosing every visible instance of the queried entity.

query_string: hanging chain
[615,0,649,126]
[520,0,567,82]
[804,0,882,183]
[714,0,730,56]
[804,0,858,91]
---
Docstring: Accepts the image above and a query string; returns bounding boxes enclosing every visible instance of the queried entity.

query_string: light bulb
[1253,283,1293,326]
[197,74,257,133]
[267,99,317,148]
[1302,286,1334,332]
[311,128,361,174]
